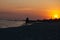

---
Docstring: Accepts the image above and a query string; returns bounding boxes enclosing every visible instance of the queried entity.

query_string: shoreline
[0,22,59,40]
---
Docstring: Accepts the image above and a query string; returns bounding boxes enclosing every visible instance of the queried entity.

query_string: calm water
[0,20,25,28]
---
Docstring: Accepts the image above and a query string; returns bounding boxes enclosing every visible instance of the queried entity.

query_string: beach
[0,20,25,28]
[0,22,59,40]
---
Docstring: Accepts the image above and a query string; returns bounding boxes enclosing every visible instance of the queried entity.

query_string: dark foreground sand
[0,22,60,40]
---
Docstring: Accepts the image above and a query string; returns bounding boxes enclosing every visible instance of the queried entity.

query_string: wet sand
[0,22,60,40]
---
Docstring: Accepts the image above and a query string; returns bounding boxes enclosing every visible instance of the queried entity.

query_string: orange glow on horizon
[53,14,59,19]
[49,10,60,19]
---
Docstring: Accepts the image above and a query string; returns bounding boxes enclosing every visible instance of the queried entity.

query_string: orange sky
[0,0,60,20]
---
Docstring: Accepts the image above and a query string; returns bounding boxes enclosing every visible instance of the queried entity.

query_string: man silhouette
[25,17,29,24]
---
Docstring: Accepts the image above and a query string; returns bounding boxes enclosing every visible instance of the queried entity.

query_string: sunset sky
[0,0,60,20]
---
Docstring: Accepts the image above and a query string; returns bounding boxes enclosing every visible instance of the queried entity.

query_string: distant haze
[0,0,60,20]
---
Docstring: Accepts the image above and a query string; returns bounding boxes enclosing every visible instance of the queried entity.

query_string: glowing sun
[50,10,60,19]
[53,14,59,19]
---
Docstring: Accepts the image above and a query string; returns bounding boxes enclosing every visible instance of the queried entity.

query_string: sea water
[0,20,25,28]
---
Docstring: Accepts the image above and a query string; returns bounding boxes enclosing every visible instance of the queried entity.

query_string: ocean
[0,20,25,28]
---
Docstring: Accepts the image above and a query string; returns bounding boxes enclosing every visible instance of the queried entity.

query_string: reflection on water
[0,20,25,28]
